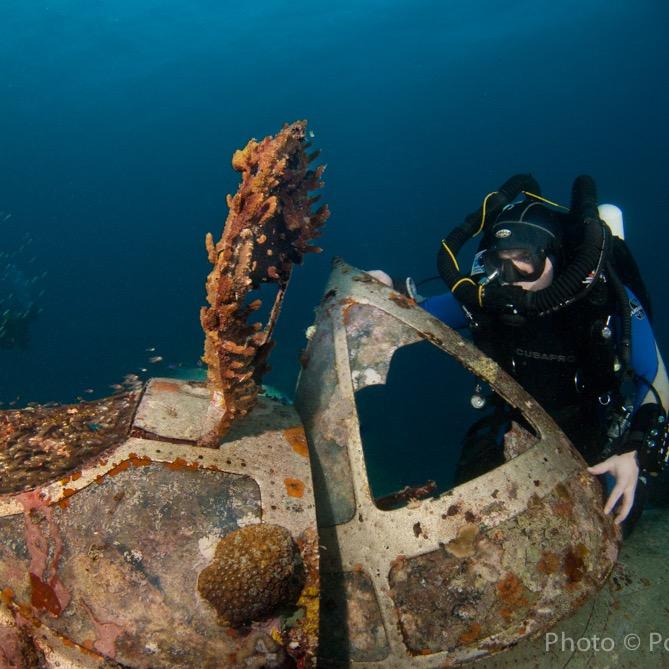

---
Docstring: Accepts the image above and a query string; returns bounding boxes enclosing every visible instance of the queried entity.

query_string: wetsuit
[420,287,662,478]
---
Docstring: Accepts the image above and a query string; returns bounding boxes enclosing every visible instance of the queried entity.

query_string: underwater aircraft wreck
[0,122,621,668]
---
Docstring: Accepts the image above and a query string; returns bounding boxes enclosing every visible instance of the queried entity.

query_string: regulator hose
[437,174,541,307]
[526,175,609,316]
[528,214,609,315]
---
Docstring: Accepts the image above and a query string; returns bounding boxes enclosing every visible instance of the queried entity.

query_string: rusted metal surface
[294,259,620,667]
[0,380,319,668]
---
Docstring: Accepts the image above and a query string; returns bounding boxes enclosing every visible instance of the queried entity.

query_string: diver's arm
[420,293,469,330]
[587,291,668,524]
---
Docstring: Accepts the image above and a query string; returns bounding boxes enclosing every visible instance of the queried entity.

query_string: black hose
[570,175,599,221]
[528,216,609,315]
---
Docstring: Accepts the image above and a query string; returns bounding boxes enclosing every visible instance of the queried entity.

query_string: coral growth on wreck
[199,121,329,447]
[197,523,305,626]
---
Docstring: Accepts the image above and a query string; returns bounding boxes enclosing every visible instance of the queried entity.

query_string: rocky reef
[199,120,329,447]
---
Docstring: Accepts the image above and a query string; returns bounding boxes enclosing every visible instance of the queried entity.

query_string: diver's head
[484,199,563,290]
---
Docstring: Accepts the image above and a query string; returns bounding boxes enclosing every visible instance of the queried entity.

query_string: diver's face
[496,249,554,292]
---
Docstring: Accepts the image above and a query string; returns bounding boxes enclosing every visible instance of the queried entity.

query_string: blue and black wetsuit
[420,287,662,468]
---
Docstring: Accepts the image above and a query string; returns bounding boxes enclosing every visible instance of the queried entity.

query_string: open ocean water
[1,0,668,490]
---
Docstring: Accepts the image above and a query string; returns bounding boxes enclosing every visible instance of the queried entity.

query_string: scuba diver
[369,174,668,533]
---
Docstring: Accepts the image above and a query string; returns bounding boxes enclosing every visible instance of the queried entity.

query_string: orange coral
[199,121,329,447]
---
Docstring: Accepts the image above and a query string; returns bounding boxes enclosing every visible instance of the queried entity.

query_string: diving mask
[483,248,547,284]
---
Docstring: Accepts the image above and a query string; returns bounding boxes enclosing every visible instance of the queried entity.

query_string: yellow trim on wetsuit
[474,191,498,237]
[451,276,477,293]
[441,240,460,271]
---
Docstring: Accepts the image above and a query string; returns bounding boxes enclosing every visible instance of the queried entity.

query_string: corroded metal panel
[0,383,319,668]
[295,320,356,527]
[294,260,620,667]
[319,570,390,666]
[133,379,211,442]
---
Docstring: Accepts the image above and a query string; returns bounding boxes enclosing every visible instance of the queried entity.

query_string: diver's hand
[587,451,639,524]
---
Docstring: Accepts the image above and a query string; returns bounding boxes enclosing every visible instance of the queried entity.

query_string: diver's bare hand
[587,451,639,524]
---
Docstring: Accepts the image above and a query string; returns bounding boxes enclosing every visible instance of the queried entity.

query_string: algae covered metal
[295,259,620,667]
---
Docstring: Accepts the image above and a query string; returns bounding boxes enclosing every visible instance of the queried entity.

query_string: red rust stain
[151,380,180,393]
[165,457,200,471]
[30,573,62,616]
[496,573,528,607]
[389,292,413,308]
[107,460,131,477]
[446,504,460,516]
[552,497,573,518]
[284,426,309,458]
[57,487,78,509]
[95,453,153,481]
[341,299,356,325]
[1,588,15,605]
[564,544,588,585]
[537,551,561,575]
[500,607,513,620]
[284,478,305,498]
[58,636,99,658]
[128,452,152,467]
[71,471,82,481]
[458,622,481,645]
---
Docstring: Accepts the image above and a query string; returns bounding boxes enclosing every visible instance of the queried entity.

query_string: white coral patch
[198,534,222,561]
[351,367,384,390]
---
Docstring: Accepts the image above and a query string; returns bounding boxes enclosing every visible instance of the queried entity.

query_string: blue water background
[1,0,668,407]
